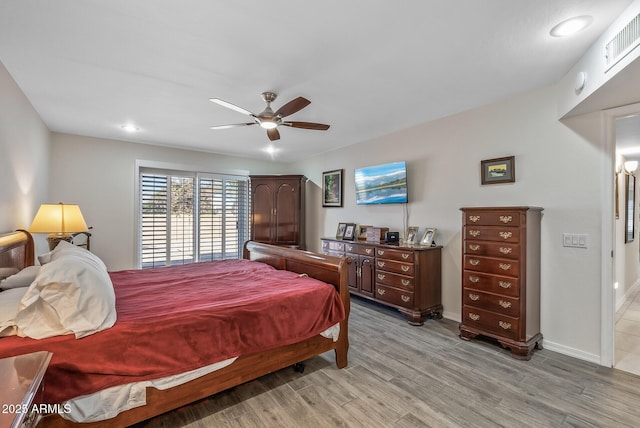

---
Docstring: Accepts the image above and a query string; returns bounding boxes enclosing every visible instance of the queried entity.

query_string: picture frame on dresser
[358,225,370,240]
[420,228,437,246]
[342,223,356,240]
[322,169,343,207]
[405,226,419,244]
[481,156,515,185]
[336,223,347,239]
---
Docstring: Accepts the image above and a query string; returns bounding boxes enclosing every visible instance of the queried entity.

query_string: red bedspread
[0,259,345,403]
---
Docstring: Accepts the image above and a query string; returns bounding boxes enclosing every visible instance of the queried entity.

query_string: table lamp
[29,203,89,250]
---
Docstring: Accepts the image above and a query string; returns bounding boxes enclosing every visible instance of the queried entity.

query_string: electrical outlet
[563,233,588,248]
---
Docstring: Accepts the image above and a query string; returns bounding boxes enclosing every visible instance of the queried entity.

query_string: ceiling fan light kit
[210,91,329,141]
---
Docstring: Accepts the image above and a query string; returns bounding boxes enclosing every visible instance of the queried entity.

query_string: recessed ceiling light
[550,15,593,37]
[121,124,139,132]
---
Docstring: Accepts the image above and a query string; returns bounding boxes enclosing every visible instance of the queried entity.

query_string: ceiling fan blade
[209,98,254,117]
[274,97,311,118]
[210,122,256,130]
[282,121,330,130]
[267,128,280,141]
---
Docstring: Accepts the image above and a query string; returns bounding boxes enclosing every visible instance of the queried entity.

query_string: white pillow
[16,251,116,339]
[0,266,41,289]
[0,288,28,337]
[0,267,19,280]
[39,240,107,271]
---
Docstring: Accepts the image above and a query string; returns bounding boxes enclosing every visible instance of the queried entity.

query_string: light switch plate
[563,233,588,248]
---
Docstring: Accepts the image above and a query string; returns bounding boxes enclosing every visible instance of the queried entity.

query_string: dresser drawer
[464,255,520,277]
[464,226,519,243]
[463,289,519,317]
[376,271,413,291]
[375,284,413,308]
[462,306,520,340]
[358,245,376,256]
[464,211,521,227]
[324,241,345,252]
[344,242,358,253]
[463,271,520,297]
[376,247,414,262]
[464,241,520,260]
[376,258,414,276]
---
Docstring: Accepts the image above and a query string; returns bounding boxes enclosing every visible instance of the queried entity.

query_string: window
[138,167,249,268]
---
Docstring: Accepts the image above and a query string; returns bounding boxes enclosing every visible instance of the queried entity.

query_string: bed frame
[0,231,350,428]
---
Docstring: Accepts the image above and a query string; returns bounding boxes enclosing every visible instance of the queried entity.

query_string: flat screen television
[355,161,408,205]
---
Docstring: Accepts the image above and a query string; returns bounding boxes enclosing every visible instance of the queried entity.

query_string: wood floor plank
[136,298,640,428]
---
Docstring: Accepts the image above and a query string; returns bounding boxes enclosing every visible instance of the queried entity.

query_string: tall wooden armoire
[250,175,306,249]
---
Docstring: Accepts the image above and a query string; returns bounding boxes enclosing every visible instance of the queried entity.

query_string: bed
[0,230,350,427]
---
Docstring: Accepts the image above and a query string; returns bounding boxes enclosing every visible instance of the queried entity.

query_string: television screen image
[355,161,408,205]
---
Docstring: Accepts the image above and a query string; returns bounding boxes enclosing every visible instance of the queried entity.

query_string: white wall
[0,61,50,254]
[298,84,605,362]
[50,133,292,271]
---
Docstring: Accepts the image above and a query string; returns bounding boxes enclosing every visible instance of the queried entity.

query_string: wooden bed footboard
[0,232,350,427]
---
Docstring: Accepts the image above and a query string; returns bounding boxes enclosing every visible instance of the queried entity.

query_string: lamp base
[46,233,73,251]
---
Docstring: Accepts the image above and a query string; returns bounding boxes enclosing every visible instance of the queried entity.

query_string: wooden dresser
[321,238,442,325]
[250,175,306,249]
[459,206,543,359]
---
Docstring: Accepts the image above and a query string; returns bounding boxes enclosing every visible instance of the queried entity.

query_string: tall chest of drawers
[321,238,442,325]
[459,206,543,360]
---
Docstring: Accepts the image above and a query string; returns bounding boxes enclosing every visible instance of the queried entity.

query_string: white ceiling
[0,0,634,162]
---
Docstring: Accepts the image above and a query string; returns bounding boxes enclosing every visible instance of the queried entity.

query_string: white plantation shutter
[138,168,248,268]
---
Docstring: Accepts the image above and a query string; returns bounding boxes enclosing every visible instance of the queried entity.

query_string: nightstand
[0,351,52,428]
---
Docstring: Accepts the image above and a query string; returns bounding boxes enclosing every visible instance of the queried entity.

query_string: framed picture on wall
[481,156,515,185]
[322,169,343,207]
[625,174,635,243]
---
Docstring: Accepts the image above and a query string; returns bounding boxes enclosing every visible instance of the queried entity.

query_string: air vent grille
[605,13,640,71]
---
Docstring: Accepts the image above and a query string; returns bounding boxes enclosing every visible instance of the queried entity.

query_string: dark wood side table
[0,351,52,428]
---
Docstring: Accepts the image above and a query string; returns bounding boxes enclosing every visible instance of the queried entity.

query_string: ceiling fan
[209,92,330,141]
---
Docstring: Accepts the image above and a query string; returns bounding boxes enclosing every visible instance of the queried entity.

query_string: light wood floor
[136,298,640,427]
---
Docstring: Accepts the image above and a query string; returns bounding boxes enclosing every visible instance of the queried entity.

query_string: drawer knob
[402,253,410,259]
[469,313,480,321]
[499,263,511,271]
[401,295,410,303]
[378,261,385,267]
[347,245,354,251]
[470,259,480,266]
[499,231,513,240]
[498,281,512,289]
[365,248,372,254]
[469,215,480,223]
[401,265,410,272]
[499,300,512,309]
[469,276,480,283]
[377,288,385,295]
[402,279,411,286]
[469,244,480,251]
[469,230,481,237]
[499,215,513,224]
[499,321,512,330]
[469,293,480,301]
[499,247,512,255]
[377,274,386,280]
[378,250,385,255]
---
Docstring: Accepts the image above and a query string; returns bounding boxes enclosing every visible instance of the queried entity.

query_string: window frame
[135,160,250,268]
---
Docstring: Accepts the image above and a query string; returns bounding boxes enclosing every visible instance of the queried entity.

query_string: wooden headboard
[0,230,35,269]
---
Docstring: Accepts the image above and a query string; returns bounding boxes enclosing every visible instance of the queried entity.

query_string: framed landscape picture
[481,156,515,185]
[322,169,343,207]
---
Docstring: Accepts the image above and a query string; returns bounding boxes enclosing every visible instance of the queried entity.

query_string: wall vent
[605,13,640,71]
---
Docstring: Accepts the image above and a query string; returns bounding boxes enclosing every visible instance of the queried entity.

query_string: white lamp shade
[29,204,89,234]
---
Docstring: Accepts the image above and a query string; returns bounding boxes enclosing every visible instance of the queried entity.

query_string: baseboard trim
[542,340,600,364]
[616,278,640,312]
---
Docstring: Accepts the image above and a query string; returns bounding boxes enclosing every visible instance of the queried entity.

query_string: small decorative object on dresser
[459,206,543,360]
[405,226,419,244]
[342,223,356,240]
[358,226,370,240]
[420,228,437,246]
[322,169,343,207]
[336,222,347,239]
[481,156,515,185]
